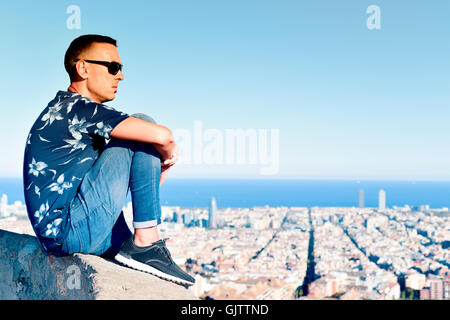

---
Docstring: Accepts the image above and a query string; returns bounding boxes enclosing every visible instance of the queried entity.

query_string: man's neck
[67,85,78,94]
[67,84,101,103]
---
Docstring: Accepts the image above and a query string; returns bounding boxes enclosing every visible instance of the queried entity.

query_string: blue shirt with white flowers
[23,90,129,254]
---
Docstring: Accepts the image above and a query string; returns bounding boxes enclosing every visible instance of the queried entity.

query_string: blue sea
[1,178,449,209]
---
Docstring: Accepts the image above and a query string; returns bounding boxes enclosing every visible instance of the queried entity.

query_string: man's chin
[101,93,116,103]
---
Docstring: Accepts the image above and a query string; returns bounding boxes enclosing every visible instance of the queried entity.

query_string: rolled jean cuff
[133,218,160,229]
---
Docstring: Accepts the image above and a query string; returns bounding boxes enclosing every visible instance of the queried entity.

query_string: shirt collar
[56,90,93,102]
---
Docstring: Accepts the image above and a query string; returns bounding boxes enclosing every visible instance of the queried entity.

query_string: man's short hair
[64,34,117,81]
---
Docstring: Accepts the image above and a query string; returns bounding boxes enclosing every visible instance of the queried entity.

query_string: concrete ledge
[0,229,197,300]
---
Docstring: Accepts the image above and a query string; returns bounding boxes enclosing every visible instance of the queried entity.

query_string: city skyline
[2,192,448,300]
[1,1,450,180]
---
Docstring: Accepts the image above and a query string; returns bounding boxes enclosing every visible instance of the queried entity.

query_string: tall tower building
[208,197,217,229]
[359,189,364,208]
[378,189,386,210]
[429,278,444,300]
[0,194,8,218]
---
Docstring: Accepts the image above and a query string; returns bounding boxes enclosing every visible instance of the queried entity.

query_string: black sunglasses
[73,59,123,75]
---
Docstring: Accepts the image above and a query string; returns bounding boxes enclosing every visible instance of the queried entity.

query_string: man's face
[77,42,124,103]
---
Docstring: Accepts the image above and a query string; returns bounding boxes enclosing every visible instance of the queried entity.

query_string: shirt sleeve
[84,102,129,139]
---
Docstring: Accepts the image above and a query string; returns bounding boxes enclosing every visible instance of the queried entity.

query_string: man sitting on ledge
[23,34,195,286]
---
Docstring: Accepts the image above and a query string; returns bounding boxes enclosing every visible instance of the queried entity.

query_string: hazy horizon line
[1,176,450,183]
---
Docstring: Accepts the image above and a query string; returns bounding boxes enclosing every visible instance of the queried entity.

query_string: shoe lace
[159,238,173,261]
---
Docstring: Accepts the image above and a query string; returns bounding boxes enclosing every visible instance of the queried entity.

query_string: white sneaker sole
[114,253,195,286]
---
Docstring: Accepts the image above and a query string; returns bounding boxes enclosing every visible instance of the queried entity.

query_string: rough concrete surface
[0,221,197,300]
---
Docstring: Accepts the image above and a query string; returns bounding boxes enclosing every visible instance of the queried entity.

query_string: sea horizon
[1,177,449,209]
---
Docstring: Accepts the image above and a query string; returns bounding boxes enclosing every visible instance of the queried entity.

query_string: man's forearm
[111,117,175,158]
[110,117,176,160]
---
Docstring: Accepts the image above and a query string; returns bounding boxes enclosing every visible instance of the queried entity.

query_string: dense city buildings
[0,194,27,219]
[0,193,449,300]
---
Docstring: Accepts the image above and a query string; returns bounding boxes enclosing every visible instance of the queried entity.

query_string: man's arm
[110,116,175,161]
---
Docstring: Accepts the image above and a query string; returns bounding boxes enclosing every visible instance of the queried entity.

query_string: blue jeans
[61,113,162,257]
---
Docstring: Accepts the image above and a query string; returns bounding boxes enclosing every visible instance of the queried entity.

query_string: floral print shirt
[23,90,129,253]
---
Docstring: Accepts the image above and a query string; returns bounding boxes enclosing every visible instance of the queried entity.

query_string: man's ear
[75,60,89,80]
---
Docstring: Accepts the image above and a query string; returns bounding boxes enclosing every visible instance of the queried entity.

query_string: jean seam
[152,160,159,215]
[101,203,115,217]
[73,224,83,253]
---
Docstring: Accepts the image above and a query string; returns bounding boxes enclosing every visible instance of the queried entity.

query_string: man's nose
[117,70,124,80]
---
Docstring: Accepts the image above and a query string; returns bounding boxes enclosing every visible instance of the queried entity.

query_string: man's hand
[160,144,179,186]
[162,144,179,168]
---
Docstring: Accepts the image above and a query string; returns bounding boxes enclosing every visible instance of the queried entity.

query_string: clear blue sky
[0,0,449,180]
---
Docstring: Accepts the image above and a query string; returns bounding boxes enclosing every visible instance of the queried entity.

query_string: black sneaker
[114,236,195,286]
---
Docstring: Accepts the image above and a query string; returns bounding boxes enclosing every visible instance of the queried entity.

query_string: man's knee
[131,113,157,124]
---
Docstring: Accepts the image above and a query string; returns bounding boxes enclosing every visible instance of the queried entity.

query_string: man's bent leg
[63,113,163,256]
[111,114,195,285]
[127,113,163,247]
